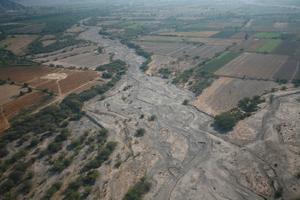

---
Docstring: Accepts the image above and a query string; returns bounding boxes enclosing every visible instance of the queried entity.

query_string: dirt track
[76,26,300,200]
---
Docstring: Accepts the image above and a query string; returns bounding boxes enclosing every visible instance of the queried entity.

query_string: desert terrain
[0,0,300,200]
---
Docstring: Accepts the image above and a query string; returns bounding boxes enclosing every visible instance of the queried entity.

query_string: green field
[255,32,281,39]
[257,39,281,53]
[200,51,240,73]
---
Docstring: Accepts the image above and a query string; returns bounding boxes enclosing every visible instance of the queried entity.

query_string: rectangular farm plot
[3,91,48,119]
[194,77,278,115]
[137,35,239,46]
[273,59,299,81]
[200,51,240,73]
[256,39,281,53]
[58,70,99,95]
[274,40,300,56]
[215,53,288,80]
[159,31,219,38]
[0,85,21,105]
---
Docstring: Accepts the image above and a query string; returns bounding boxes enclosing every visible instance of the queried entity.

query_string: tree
[135,128,145,137]
[214,112,236,132]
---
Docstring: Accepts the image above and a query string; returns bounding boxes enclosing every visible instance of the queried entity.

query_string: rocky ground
[70,25,300,200]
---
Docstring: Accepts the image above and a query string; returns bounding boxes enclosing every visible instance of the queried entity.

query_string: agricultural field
[254,32,281,39]
[274,40,300,56]
[193,77,278,115]
[256,39,282,53]
[0,84,21,105]
[273,58,300,81]
[199,51,240,73]
[137,35,240,46]
[215,53,288,80]
[0,66,100,95]
[1,1,300,200]
[33,44,111,69]
[0,35,38,55]
[0,65,100,132]
[158,31,219,38]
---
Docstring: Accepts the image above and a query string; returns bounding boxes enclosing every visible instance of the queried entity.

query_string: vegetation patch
[213,96,264,132]
[200,51,240,73]
[81,141,117,172]
[257,39,281,53]
[123,177,151,200]
[64,170,100,199]
[135,128,146,137]
[0,48,35,66]
[29,36,83,54]
[254,32,281,39]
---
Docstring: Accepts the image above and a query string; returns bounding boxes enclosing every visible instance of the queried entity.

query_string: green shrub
[148,115,156,121]
[123,177,151,200]
[135,128,145,137]
[182,99,189,105]
[43,182,62,200]
[214,112,237,132]
[81,142,117,172]
[51,157,72,173]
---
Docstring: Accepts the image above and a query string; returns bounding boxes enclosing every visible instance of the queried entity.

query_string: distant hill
[0,0,25,11]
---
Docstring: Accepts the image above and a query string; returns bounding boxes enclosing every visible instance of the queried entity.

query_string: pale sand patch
[41,73,68,80]
[273,22,288,29]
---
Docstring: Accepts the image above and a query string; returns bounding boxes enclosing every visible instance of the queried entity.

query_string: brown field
[137,35,240,46]
[46,52,110,69]
[244,39,266,52]
[34,45,111,69]
[3,91,48,119]
[8,23,45,34]
[0,85,21,105]
[193,77,278,115]
[170,44,227,59]
[216,53,288,80]
[35,80,59,94]
[0,35,38,55]
[0,66,54,83]
[0,66,100,95]
[273,59,299,81]
[136,41,192,55]
[274,40,300,56]
[146,55,192,76]
[59,70,99,94]
[159,31,219,38]
[0,66,100,132]
[0,113,9,132]
[136,41,227,64]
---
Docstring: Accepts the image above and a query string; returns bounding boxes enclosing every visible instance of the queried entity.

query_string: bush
[102,72,113,79]
[135,128,145,137]
[51,157,72,173]
[182,99,189,105]
[292,79,300,87]
[46,142,63,155]
[123,177,151,200]
[238,96,263,113]
[214,112,237,132]
[81,142,117,172]
[44,182,62,200]
[158,68,171,79]
[148,115,156,121]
